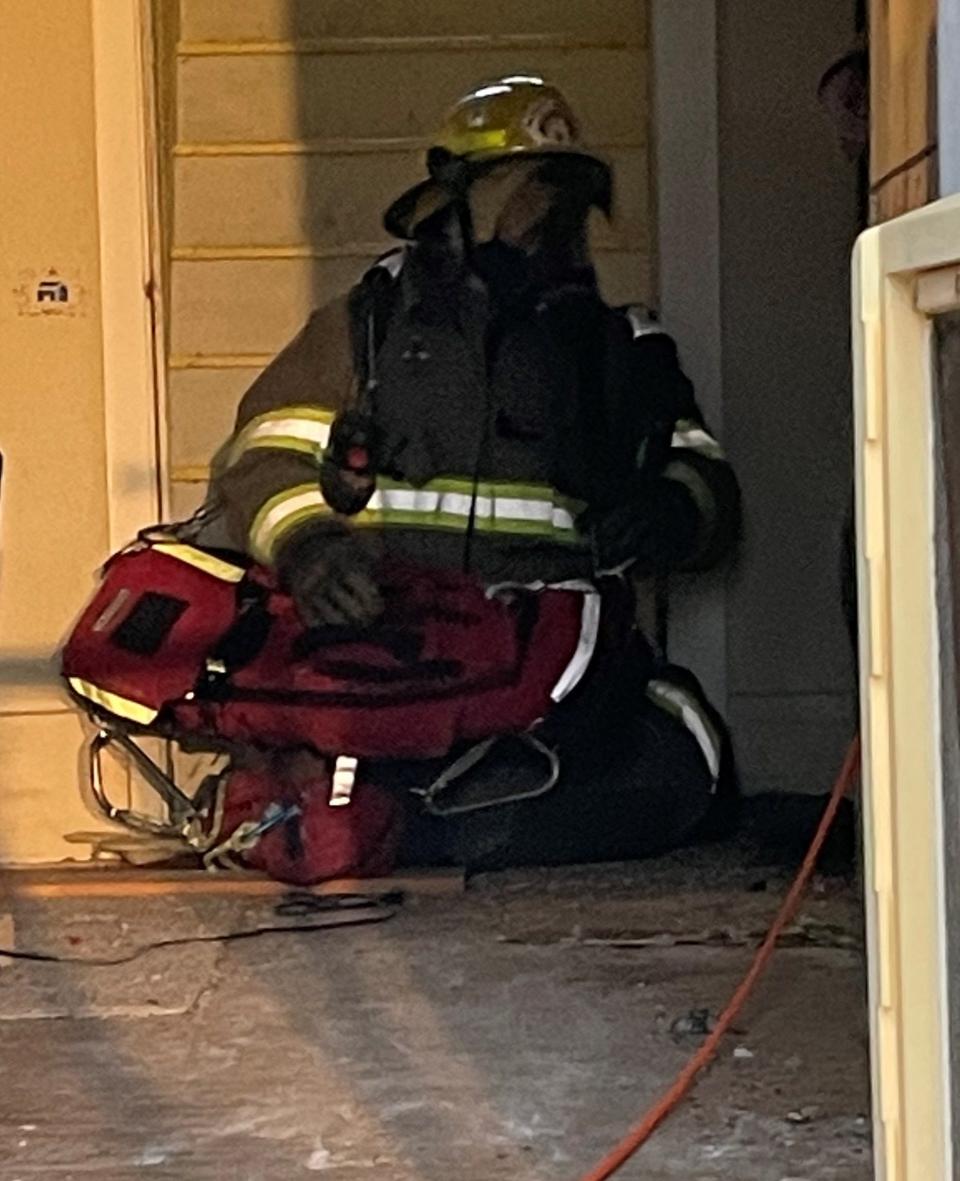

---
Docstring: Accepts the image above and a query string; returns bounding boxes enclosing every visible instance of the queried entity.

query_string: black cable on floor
[0,893,401,967]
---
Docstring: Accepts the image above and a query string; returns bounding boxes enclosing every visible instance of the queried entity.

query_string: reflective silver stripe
[374,249,405,279]
[646,679,722,783]
[625,305,666,339]
[664,459,716,522]
[370,488,441,513]
[365,486,579,536]
[551,592,601,702]
[486,578,597,595]
[249,484,328,563]
[237,417,331,454]
[495,496,576,530]
[330,756,357,807]
[250,476,582,561]
[594,558,636,577]
[229,409,333,467]
[671,419,724,460]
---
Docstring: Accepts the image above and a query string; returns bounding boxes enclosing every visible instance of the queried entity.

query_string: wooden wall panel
[870,0,939,222]
[174,149,649,254]
[180,0,645,43]
[177,50,648,146]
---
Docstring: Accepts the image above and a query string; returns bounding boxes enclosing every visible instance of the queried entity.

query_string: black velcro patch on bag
[111,592,188,656]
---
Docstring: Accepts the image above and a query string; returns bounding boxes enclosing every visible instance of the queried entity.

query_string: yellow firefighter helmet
[384,75,612,239]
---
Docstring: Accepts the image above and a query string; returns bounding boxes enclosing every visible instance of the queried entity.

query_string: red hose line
[575,734,862,1181]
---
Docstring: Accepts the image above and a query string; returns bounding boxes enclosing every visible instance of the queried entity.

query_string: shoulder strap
[197,577,273,697]
[347,248,406,406]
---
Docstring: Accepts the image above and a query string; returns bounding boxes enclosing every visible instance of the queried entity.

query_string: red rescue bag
[213,764,402,885]
[62,538,586,758]
[61,537,592,883]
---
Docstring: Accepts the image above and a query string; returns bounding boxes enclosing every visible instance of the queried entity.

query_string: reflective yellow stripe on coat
[248,477,587,565]
[227,406,334,468]
[250,484,330,564]
[357,479,584,539]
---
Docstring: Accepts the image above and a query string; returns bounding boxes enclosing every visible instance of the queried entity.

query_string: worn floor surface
[0,847,871,1180]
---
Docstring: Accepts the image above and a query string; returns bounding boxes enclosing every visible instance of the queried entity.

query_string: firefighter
[206,76,741,870]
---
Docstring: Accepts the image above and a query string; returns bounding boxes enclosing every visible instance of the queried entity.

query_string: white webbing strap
[330,756,358,807]
[550,592,602,703]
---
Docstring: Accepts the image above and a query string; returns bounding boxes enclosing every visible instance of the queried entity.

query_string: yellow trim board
[171,240,640,263]
[173,135,646,159]
[0,867,464,898]
[853,192,960,1181]
[168,354,273,370]
[177,33,643,57]
[172,242,390,262]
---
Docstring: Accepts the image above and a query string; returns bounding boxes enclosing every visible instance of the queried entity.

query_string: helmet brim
[382,149,612,241]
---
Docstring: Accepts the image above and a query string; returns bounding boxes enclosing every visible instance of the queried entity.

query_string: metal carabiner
[201,801,301,873]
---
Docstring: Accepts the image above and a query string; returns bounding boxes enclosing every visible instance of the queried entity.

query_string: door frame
[91,0,167,549]
[853,194,960,1181]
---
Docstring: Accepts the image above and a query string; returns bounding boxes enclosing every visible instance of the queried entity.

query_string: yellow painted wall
[0,1,118,863]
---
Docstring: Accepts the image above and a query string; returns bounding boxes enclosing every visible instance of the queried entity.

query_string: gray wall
[717,1,861,793]
[941,0,960,196]
[651,2,726,713]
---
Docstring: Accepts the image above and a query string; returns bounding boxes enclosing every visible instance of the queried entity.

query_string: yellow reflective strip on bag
[151,543,246,583]
[67,677,159,726]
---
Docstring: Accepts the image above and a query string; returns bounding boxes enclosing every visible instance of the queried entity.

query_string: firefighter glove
[582,477,701,574]
[278,532,384,629]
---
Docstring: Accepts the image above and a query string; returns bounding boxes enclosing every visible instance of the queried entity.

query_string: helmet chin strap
[426,147,479,271]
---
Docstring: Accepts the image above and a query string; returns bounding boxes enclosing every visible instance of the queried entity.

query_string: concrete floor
[0,848,871,1180]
